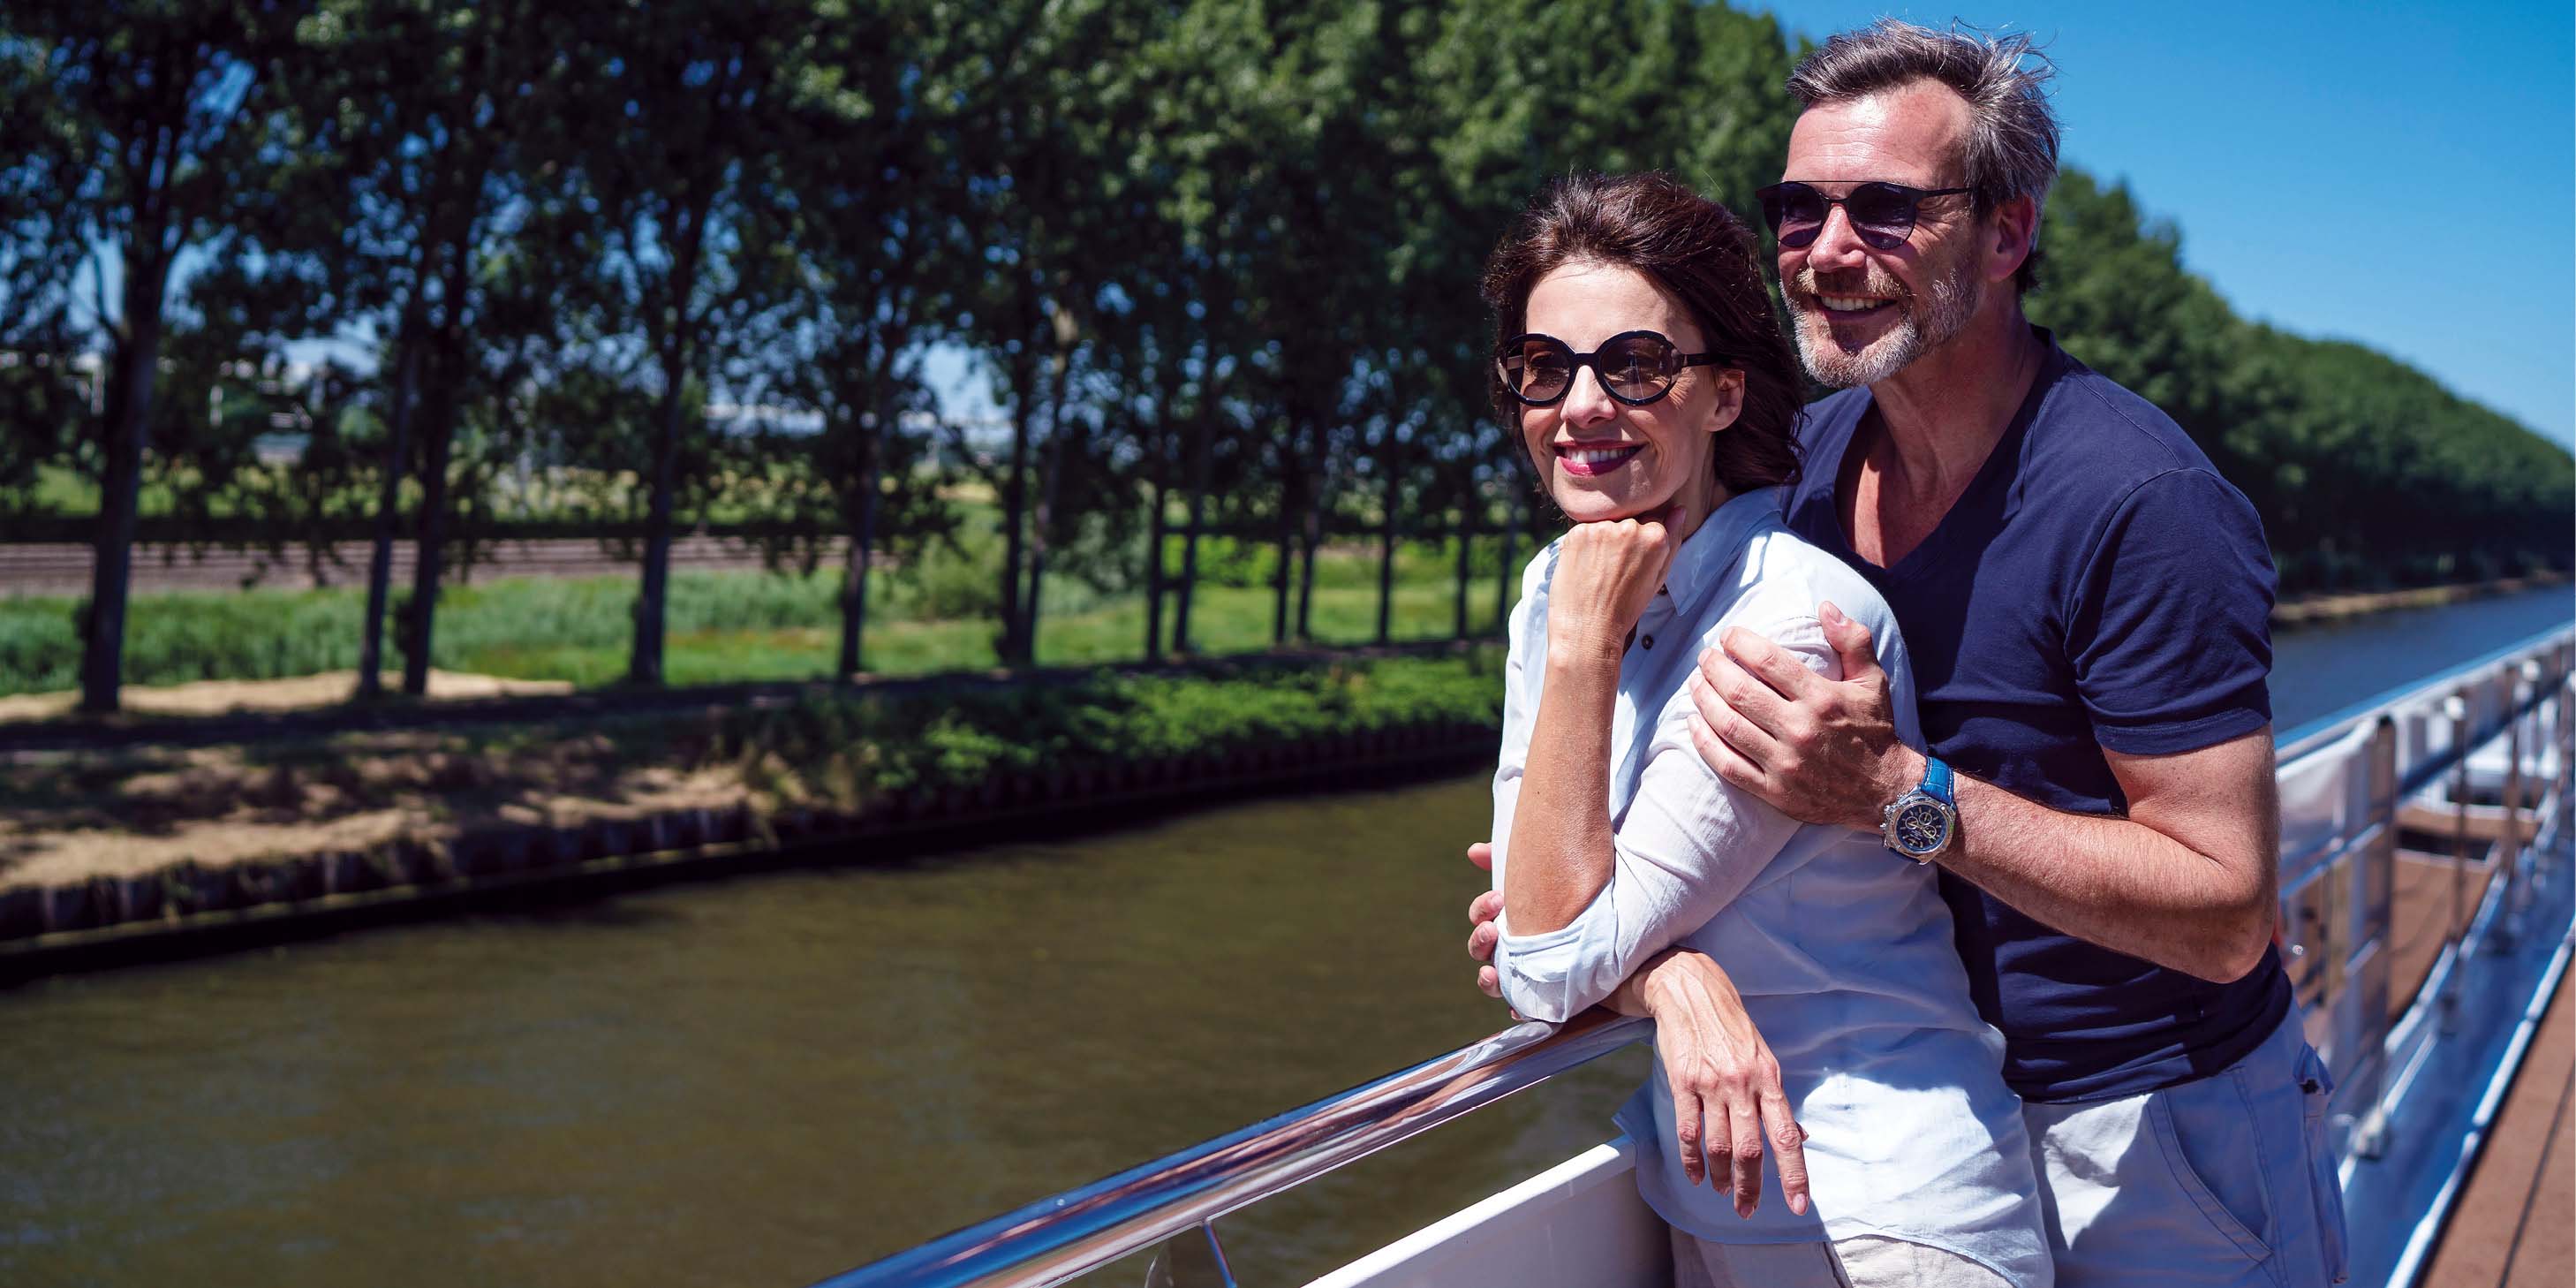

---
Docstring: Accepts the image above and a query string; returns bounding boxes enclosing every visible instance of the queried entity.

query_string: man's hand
[1466,842,1504,999]
[1688,600,1919,830]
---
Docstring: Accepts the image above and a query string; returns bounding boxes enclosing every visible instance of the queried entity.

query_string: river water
[3,587,2569,1288]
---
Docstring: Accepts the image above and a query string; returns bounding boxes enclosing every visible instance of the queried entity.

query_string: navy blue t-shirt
[1783,329,2291,1104]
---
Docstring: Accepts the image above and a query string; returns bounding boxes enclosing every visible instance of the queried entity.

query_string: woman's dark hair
[1480,171,1802,496]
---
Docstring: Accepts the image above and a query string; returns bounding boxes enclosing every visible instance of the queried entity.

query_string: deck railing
[816,623,2576,1288]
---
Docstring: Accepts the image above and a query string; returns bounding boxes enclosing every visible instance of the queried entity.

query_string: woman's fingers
[1726,1090,1764,1217]
[1674,1088,1707,1186]
[1476,965,1501,999]
[1761,1084,1811,1217]
[1467,889,1502,928]
[1703,1099,1734,1194]
[1549,513,1687,646]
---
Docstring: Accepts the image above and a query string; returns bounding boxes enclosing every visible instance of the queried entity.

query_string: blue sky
[932,1,2576,448]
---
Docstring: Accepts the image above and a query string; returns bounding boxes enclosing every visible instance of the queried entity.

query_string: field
[0,529,1521,699]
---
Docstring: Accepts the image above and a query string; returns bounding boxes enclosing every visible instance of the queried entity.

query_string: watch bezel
[1882,791,1956,859]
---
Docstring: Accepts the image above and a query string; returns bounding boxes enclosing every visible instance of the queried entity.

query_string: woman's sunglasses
[1754,180,1972,250]
[1495,330,1720,407]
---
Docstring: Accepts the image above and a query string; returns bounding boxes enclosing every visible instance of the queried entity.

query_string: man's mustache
[1787,267,1913,307]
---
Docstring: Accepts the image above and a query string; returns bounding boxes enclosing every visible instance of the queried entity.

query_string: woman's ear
[1707,369,1747,434]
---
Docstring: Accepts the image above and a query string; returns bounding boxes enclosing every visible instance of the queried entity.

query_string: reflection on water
[0,773,1643,1287]
[0,587,2565,1287]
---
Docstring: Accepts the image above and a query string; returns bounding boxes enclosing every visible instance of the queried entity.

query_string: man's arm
[1688,602,2278,982]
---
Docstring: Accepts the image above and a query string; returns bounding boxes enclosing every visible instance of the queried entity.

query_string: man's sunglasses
[1495,330,1721,407]
[1754,180,1972,250]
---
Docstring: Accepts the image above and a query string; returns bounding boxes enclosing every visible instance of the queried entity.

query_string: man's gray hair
[1786,20,2059,292]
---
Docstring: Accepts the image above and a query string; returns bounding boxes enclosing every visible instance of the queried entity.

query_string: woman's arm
[1500,513,1677,934]
[1606,950,1809,1218]
[1491,605,1836,1022]
[1466,865,1811,1221]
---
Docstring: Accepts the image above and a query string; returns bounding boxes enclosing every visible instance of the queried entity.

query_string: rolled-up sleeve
[1490,613,1830,1022]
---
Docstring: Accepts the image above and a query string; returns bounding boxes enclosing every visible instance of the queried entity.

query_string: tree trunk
[627,337,687,686]
[1270,420,1299,646]
[995,353,1036,667]
[836,405,881,678]
[1454,470,1476,640]
[1298,484,1318,641]
[401,371,458,696]
[1375,422,1401,645]
[1143,417,1169,663]
[1497,483,1520,628]
[355,340,420,701]
[1296,441,1327,643]
[76,264,170,715]
[1023,341,1076,659]
[1175,403,1212,655]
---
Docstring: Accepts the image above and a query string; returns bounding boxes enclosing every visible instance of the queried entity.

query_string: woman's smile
[1557,441,1645,476]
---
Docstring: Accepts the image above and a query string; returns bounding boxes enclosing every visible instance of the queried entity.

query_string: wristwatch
[1881,756,1958,863]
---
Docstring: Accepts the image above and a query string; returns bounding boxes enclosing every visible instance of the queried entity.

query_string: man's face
[1776,80,1986,389]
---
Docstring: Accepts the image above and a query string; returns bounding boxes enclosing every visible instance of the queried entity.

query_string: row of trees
[3,0,2566,713]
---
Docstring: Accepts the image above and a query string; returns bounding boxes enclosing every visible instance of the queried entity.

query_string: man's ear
[1988,193,2040,285]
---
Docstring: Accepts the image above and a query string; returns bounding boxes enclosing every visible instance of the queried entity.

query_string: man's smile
[1817,293,1894,316]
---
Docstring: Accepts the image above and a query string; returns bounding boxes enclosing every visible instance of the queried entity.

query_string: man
[1469,20,2346,1287]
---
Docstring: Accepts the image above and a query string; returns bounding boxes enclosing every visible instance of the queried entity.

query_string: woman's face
[1517,261,1743,527]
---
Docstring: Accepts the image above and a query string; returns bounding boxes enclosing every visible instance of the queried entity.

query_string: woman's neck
[1667,479,1733,545]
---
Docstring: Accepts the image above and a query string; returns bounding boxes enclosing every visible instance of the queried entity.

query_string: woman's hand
[1545,506,1685,667]
[1619,951,1808,1218]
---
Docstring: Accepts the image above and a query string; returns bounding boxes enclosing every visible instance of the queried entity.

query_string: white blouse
[1488,486,2050,1287]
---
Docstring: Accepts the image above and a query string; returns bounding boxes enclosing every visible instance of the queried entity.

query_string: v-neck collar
[1827,328,2068,580]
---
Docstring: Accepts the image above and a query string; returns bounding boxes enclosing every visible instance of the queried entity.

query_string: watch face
[1893,800,1952,854]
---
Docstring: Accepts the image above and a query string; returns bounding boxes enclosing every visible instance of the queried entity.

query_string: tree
[0,34,90,525]
[558,0,814,686]
[231,0,578,698]
[7,2,291,712]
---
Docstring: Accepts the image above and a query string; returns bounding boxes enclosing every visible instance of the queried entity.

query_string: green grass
[708,648,1508,805]
[0,540,1524,697]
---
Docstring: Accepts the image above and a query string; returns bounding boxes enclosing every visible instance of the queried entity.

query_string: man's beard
[1786,254,1981,389]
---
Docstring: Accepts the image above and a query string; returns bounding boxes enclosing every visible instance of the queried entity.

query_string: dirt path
[0,535,852,594]
[0,670,571,724]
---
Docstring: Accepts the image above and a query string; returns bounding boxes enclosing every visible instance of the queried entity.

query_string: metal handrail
[820,624,2576,1288]
[814,1011,1651,1288]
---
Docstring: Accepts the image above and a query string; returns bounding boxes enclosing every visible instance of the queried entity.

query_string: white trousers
[2021,1010,2349,1287]
[1669,1230,2011,1288]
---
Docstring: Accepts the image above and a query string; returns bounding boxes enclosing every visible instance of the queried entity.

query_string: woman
[1478,171,2048,1288]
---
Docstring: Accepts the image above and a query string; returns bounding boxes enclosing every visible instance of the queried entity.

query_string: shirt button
[1642,635,1655,650]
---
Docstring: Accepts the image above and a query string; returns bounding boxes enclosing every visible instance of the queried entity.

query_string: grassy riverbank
[7,546,2561,707]
[0,650,1506,898]
[2270,571,2572,627]
[0,535,1512,698]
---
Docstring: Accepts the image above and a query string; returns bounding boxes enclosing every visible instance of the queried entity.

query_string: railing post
[2441,691,2471,1028]
[2349,715,2398,1159]
[2559,657,2575,855]
[2490,664,2529,943]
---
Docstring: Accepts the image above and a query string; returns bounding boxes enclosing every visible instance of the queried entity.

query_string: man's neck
[1865,300,2047,499]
